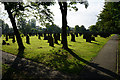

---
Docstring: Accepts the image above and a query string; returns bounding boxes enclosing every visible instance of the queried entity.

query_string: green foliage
[30,18,36,28]
[96,2,120,33]
[0,19,10,34]
[74,25,86,33]
[46,23,61,33]
[89,25,98,32]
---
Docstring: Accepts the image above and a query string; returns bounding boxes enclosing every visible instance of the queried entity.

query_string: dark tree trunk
[59,2,68,49]
[4,3,25,50]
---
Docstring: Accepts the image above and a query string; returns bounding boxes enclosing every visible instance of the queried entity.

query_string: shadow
[66,48,120,80]
[75,41,81,43]
[91,42,100,45]
[68,44,72,46]
[2,49,69,80]
[95,40,98,42]
[2,50,24,80]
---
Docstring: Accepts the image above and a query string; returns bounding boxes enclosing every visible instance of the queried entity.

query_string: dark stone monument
[79,33,82,36]
[57,33,60,40]
[6,35,8,41]
[93,33,98,37]
[54,33,58,44]
[36,33,38,36]
[75,33,78,37]
[9,34,13,39]
[71,33,75,42]
[91,37,95,41]
[83,34,87,39]
[12,35,15,43]
[26,35,30,44]
[2,40,6,45]
[38,34,41,40]
[29,33,32,36]
[48,36,54,47]
[44,33,48,40]
[85,33,92,43]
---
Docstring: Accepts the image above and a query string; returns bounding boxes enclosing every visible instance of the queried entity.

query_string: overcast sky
[49,0,105,29]
[0,0,105,29]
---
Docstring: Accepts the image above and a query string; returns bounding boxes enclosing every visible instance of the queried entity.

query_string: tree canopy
[96,2,120,33]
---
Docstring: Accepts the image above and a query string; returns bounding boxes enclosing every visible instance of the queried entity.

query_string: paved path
[80,34,119,80]
[1,34,120,80]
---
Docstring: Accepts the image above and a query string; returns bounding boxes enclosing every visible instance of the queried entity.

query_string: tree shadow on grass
[90,42,100,45]
[66,48,120,80]
[46,52,84,75]
[2,50,24,80]
[2,50,69,80]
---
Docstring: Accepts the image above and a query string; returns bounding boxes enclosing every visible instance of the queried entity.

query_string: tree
[0,19,9,34]
[4,2,25,50]
[96,2,120,33]
[46,23,61,33]
[74,25,79,33]
[58,0,88,49]
[2,1,54,50]
[89,25,98,32]
[17,17,27,34]
[79,25,86,33]
[31,18,36,28]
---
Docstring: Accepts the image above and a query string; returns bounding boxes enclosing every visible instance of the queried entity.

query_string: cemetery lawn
[1,35,112,74]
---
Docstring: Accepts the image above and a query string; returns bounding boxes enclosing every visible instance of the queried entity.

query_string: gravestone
[54,33,58,44]
[79,33,82,36]
[36,33,38,36]
[2,40,6,45]
[93,33,98,37]
[40,33,43,37]
[57,33,60,40]
[26,35,30,44]
[12,35,15,43]
[44,33,48,40]
[75,33,78,37]
[71,33,75,42]
[9,34,13,39]
[48,36,54,47]
[6,35,8,41]
[83,34,87,39]
[85,33,92,43]
[38,34,41,40]
[91,37,95,41]
[29,33,32,36]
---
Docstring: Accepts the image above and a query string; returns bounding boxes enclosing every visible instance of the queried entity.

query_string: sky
[0,0,105,29]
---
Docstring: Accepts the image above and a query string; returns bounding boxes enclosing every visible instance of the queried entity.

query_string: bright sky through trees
[0,0,105,29]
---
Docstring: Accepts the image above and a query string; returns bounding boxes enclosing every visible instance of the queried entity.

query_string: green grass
[1,34,112,74]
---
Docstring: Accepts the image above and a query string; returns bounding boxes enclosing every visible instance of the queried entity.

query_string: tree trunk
[5,4,25,50]
[59,2,68,49]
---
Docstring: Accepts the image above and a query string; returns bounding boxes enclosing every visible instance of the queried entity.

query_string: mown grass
[1,34,112,74]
